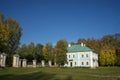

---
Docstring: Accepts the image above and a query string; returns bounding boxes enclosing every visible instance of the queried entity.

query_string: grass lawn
[0,67,120,80]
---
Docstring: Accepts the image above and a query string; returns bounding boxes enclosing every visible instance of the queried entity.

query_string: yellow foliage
[0,23,10,46]
[99,48,117,66]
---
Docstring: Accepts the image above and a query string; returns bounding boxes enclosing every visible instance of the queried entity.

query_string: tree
[42,43,53,62]
[0,13,22,66]
[116,48,120,66]
[6,18,22,53]
[6,18,22,66]
[18,43,43,62]
[0,23,10,52]
[77,33,120,66]
[77,38,101,53]
[34,43,43,62]
[0,13,10,52]
[42,46,48,61]
[100,34,120,66]
[0,13,4,23]
[99,46,117,66]
[27,42,35,61]
[18,44,28,58]
[101,35,118,49]
[70,41,76,45]
[55,39,68,65]
[46,43,53,61]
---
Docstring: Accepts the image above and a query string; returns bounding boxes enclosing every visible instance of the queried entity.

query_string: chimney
[68,44,71,47]
[81,43,84,46]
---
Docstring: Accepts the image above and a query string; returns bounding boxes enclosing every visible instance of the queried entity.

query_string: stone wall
[12,54,53,67]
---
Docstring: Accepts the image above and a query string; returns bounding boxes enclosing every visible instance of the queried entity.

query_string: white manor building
[64,43,99,68]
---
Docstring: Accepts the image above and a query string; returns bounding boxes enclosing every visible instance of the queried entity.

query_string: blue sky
[0,0,120,45]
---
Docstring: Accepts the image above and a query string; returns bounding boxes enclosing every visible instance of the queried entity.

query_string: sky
[0,0,120,45]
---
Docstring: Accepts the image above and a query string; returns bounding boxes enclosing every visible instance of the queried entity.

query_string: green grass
[0,67,120,80]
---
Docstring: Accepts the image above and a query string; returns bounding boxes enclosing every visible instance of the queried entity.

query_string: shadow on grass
[66,75,72,80]
[0,71,56,80]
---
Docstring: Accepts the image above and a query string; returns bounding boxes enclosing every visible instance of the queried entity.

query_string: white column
[13,54,20,67]
[90,52,93,68]
[22,59,27,67]
[0,54,3,67]
[33,60,37,68]
[41,60,45,67]
[2,54,6,67]
[0,54,1,66]
[19,59,22,67]
[48,60,52,67]
[0,53,7,67]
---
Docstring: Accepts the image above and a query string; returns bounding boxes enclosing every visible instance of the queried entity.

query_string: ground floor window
[75,62,76,65]
[86,62,89,65]
[73,55,75,58]
[82,62,84,65]
[69,55,70,58]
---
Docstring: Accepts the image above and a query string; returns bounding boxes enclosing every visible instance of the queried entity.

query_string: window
[82,62,84,65]
[86,62,89,65]
[75,62,76,65]
[73,55,75,58]
[69,55,70,58]
[66,62,68,64]
[86,54,88,57]
[82,54,84,58]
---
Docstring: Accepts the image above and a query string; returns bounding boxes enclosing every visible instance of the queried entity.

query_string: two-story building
[64,43,98,68]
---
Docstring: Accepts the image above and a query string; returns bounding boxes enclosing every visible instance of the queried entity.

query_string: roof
[13,54,19,57]
[67,44,94,53]
[0,52,7,56]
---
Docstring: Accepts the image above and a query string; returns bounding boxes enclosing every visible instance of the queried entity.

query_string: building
[64,43,98,68]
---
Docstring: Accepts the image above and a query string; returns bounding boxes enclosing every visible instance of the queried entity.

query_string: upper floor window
[73,55,75,58]
[86,54,88,57]
[75,62,76,65]
[86,62,89,65]
[69,55,70,58]
[82,62,84,65]
[82,54,84,58]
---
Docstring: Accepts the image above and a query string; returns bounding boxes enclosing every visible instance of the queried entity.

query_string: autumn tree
[0,13,4,23]
[0,22,10,52]
[77,33,120,66]
[99,47,117,66]
[42,45,48,61]
[42,43,53,62]
[18,44,28,58]
[116,48,120,66]
[114,33,120,66]
[77,38,101,53]
[55,39,68,65]
[5,18,22,57]
[0,13,22,66]
[77,38,86,44]
[26,42,35,61]
[0,13,10,52]
[7,20,22,66]
[100,35,118,49]
[34,43,43,62]
[18,43,43,62]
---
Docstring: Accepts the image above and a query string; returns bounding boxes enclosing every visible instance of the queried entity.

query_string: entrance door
[70,62,72,67]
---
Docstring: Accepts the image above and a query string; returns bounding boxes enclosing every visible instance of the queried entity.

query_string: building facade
[64,43,98,68]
